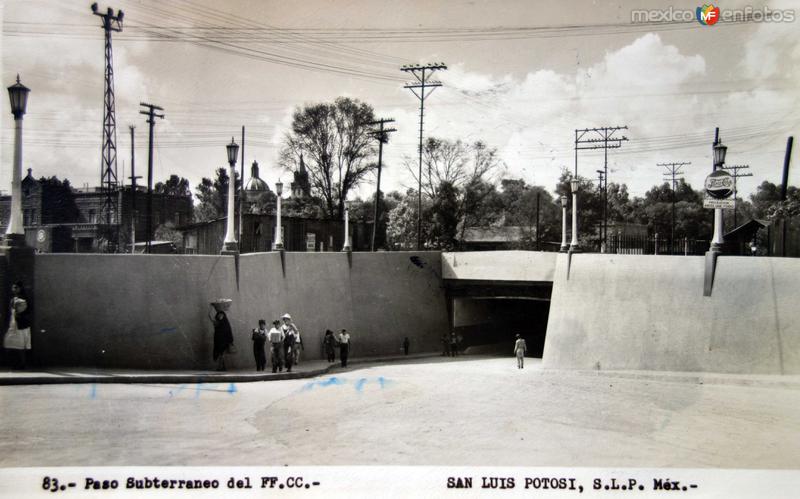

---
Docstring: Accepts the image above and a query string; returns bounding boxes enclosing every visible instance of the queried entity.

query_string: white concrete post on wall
[5,75,30,246]
[274,181,284,250]
[560,195,568,252]
[222,137,239,254]
[342,202,351,252]
[569,179,580,252]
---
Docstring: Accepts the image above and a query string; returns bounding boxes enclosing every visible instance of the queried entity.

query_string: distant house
[724,219,770,256]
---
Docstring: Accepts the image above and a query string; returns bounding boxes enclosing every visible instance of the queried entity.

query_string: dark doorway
[453,296,551,357]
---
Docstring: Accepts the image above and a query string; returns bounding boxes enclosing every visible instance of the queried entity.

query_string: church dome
[245,160,270,192]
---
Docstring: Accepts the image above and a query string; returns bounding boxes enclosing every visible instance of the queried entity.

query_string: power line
[719,164,752,227]
[139,102,165,254]
[658,161,690,253]
[366,118,397,251]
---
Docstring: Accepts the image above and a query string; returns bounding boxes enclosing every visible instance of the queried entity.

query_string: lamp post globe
[569,179,580,252]
[273,181,284,250]
[221,137,239,254]
[342,200,351,252]
[713,141,727,170]
[5,75,31,246]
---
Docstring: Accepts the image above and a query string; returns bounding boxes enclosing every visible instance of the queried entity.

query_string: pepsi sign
[704,170,734,199]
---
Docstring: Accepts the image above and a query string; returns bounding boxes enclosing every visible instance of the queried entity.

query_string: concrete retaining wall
[442,251,557,282]
[543,253,800,374]
[32,251,447,369]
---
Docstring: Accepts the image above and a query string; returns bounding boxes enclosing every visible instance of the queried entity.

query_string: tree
[280,97,377,219]
[428,182,461,250]
[386,189,433,249]
[155,175,191,197]
[154,222,182,252]
[498,179,561,249]
[39,176,79,224]
[405,137,503,199]
[194,168,240,223]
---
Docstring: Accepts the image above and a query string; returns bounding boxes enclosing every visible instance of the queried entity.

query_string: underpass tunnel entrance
[447,280,552,357]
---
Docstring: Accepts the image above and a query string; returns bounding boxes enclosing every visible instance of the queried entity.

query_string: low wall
[543,253,800,374]
[32,251,447,369]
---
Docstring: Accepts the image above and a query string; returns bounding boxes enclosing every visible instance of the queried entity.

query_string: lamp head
[8,75,30,119]
[275,181,283,196]
[226,137,239,166]
[570,178,580,193]
[713,141,727,168]
[560,195,568,206]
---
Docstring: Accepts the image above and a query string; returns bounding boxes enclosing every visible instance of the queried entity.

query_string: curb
[0,353,439,386]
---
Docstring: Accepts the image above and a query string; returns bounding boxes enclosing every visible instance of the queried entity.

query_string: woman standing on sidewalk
[209,306,234,371]
[323,330,337,363]
[3,281,31,370]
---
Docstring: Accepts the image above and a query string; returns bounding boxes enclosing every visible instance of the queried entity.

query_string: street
[1,357,799,468]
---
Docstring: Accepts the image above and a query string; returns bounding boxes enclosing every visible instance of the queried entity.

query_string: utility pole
[535,191,541,251]
[401,62,447,250]
[575,126,628,252]
[659,162,690,254]
[239,126,245,252]
[720,164,752,228]
[596,169,605,247]
[366,118,397,252]
[92,3,124,249]
[128,125,141,253]
[139,102,164,254]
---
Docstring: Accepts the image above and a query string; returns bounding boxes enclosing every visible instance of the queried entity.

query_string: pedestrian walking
[209,306,234,371]
[441,334,450,357]
[514,334,527,369]
[268,320,284,373]
[403,337,410,356]
[338,329,351,367]
[450,333,459,357]
[251,319,268,371]
[3,281,31,370]
[323,329,337,363]
[283,324,297,373]
[281,313,302,366]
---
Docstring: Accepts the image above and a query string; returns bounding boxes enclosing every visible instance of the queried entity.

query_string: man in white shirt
[338,329,351,367]
[268,320,285,373]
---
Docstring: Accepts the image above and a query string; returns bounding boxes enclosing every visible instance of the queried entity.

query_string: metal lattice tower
[92,3,124,226]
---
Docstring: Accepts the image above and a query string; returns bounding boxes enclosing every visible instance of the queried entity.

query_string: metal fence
[604,234,709,256]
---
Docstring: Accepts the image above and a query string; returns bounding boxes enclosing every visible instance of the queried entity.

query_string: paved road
[1,357,799,467]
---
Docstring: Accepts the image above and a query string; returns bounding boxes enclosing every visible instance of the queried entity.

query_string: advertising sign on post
[704,170,734,209]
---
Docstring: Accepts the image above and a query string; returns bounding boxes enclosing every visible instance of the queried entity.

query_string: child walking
[252,319,268,371]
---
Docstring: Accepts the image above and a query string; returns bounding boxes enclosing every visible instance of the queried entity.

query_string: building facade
[0,169,192,252]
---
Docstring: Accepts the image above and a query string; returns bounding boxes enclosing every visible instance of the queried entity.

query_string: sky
[1,0,798,204]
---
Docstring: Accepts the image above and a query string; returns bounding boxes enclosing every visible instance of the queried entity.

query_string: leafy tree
[497,179,561,249]
[38,176,80,224]
[154,175,191,197]
[279,97,377,219]
[154,222,182,252]
[386,189,433,249]
[428,182,461,250]
[194,168,240,223]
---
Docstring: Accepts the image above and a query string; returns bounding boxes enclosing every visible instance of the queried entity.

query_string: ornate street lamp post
[273,181,284,250]
[221,137,239,254]
[342,201,351,252]
[560,195,568,252]
[569,178,581,252]
[710,140,728,253]
[5,75,30,247]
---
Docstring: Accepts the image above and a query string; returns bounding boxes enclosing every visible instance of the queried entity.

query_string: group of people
[322,329,351,367]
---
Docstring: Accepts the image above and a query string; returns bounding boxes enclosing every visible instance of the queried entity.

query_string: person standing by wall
[281,314,302,366]
[323,329,337,363]
[403,337,410,356]
[3,281,32,370]
[209,306,234,371]
[252,319,268,372]
[268,320,284,373]
[450,333,459,357]
[283,324,297,373]
[338,329,351,367]
[514,334,527,369]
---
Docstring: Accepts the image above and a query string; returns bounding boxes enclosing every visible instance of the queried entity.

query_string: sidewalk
[0,352,440,386]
